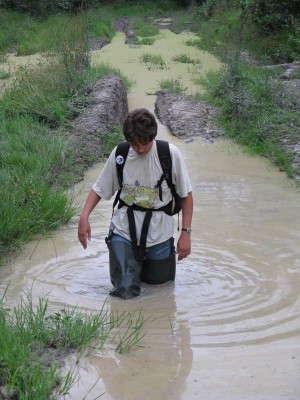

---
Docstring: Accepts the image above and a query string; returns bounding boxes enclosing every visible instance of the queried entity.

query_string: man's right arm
[78,190,101,249]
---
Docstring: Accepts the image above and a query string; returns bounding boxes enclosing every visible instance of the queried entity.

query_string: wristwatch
[181,228,192,233]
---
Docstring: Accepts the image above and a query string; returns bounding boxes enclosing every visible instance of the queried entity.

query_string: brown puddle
[1,31,300,400]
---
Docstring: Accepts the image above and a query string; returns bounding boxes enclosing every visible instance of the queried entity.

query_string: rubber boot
[107,239,142,300]
[141,252,176,284]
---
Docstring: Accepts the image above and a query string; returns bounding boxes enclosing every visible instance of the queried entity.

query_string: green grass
[158,76,186,94]
[87,8,115,40]
[134,37,156,46]
[0,13,131,264]
[0,62,129,263]
[189,2,300,64]
[172,53,200,64]
[0,291,148,398]
[0,9,114,57]
[185,37,213,53]
[100,127,124,157]
[2,64,71,125]
[199,59,299,177]
[0,71,11,79]
[187,1,300,178]
[132,19,159,37]
[0,10,37,56]
[140,53,167,70]
[0,12,89,57]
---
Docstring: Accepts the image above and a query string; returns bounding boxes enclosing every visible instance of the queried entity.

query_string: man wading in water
[78,108,193,299]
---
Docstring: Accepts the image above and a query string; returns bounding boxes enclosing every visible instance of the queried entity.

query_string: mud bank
[155,89,222,142]
[69,74,128,177]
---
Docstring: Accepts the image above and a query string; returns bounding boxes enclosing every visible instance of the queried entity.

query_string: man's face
[130,140,153,156]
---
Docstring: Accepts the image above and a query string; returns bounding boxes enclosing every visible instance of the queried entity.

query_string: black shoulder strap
[156,139,172,188]
[115,141,130,187]
[156,140,182,221]
[113,141,130,211]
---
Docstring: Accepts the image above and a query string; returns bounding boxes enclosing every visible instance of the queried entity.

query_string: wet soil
[70,74,128,169]
[155,89,222,143]
[58,74,128,185]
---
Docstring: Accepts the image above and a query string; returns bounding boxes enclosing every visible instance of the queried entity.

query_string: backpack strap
[112,141,130,211]
[156,139,172,187]
[127,207,152,261]
[156,140,181,220]
[115,141,130,187]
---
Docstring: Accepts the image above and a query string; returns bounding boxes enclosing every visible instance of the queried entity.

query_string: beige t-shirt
[92,141,192,246]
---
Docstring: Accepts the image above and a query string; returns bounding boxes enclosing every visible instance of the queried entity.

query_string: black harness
[112,140,181,261]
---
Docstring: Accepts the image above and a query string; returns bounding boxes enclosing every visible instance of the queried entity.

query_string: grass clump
[141,53,167,70]
[132,19,159,37]
[185,37,214,53]
[0,115,76,249]
[131,19,159,46]
[200,58,299,177]
[0,71,11,80]
[2,64,73,126]
[0,10,115,57]
[0,291,148,398]
[158,76,186,94]
[101,127,124,157]
[172,53,200,64]
[87,7,115,41]
[0,10,37,56]
[134,37,156,46]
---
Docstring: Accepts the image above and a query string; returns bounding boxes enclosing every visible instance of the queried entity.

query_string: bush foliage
[0,0,193,15]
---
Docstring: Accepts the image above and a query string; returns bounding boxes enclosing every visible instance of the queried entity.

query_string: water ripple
[175,242,300,346]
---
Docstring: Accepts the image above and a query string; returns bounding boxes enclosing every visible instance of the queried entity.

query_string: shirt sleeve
[170,144,193,198]
[92,147,120,200]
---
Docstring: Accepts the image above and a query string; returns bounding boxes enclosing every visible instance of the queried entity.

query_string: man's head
[123,108,157,146]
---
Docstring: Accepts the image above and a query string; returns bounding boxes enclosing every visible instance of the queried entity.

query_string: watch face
[182,228,192,233]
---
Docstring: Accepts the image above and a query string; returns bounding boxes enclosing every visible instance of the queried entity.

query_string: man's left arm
[177,191,193,261]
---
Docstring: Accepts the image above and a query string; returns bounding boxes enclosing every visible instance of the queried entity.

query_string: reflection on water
[1,30,300,400]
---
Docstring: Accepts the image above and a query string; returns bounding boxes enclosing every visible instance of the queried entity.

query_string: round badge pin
[116,155,124,165]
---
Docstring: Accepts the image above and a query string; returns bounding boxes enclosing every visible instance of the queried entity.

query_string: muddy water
[1,31,300,399]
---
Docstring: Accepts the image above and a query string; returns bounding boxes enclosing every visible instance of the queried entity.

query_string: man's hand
[177,232,191,261]
[78,216,91,249]
[77,190,101,249]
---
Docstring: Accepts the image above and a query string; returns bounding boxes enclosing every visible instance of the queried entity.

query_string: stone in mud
[155,89,222,142]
